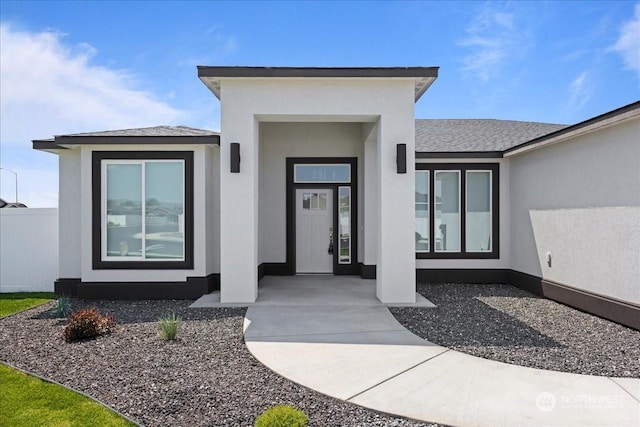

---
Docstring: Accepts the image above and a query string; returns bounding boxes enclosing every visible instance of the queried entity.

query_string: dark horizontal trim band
[540,278,640,331]
[416,269,509,284]
[55,274,219,300]
[416,151,503,159]
[198,66,439,79]
[358,263,377,279]
[416,268,639,331]
[32,140,67,150]
[55,135,220,146]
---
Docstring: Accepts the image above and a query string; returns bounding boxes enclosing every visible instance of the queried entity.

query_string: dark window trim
[92,151,194,270]
[416,163,499,259]
[286,157,359,275]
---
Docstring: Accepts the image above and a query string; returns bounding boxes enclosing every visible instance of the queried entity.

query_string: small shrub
[157,313,181,340]
[53,296,71,318]
[64,307,115,342]
[255,405,309,427]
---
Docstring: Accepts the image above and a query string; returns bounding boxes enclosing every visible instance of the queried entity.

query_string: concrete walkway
[240,277,640,427]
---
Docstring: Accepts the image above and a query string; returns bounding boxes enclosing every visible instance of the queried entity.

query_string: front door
[296,189,333,273]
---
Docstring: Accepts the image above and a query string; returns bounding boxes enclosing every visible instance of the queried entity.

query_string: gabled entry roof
[198,66,439,101]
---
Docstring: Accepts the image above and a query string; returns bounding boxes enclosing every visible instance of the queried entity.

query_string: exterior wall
[259,122,364,264]
[78,144,211,283]
[508,118,640,304]
[362,122,377,267]
[205,146,220,275]
[59,149,81,278]
[219,77,417,302]
[0,208,58,292]
[415,158,510,270]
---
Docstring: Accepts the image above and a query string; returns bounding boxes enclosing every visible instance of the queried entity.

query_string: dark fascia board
[54,134,220,146]
[197,66,439,79]
[503,99,640,155]
[416,151,503,159]
[32,139,66,151]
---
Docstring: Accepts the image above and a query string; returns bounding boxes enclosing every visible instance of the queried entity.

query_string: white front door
[296,189,333,273]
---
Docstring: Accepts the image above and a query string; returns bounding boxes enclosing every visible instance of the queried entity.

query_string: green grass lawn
[0,364,136,427]
[0,292,137,427]
[0,292,55,318]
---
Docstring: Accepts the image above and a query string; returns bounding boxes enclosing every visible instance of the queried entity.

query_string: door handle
[328,226,334,255]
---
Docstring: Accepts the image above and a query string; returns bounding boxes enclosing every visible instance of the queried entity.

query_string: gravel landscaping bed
[0,300,439,427]
[390,283,640,378]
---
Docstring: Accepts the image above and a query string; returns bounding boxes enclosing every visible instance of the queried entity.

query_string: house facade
[33,67,640,330]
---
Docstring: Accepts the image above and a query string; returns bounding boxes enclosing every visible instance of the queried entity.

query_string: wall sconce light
[396,143,406,174]
[230,142,240,173]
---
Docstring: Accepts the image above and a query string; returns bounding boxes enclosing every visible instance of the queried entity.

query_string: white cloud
[613,4,640,77]
[0,23,189,207]
[0,23,186,145]
[459,3,531,81]
[567,71,592,111]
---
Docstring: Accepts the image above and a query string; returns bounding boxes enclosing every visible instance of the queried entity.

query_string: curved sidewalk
[244,304,640,427]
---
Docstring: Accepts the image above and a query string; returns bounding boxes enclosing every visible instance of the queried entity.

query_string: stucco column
[376,115,416,303]
[219,101,259,303]
[363,123,378,269]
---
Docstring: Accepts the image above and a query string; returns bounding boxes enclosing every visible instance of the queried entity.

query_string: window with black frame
[415,163,499,259]
[92,151,194,270]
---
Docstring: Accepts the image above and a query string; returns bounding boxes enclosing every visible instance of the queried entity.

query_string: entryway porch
[190,275,435,308]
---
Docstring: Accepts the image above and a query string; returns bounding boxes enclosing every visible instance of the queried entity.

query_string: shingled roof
[58,125,218,137]
[415,119,566,153]
[33,125,220,150]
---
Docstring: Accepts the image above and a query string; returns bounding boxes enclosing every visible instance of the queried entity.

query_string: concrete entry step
[190,275,436,308]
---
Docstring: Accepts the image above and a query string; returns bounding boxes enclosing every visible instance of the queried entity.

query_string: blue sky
[1,0,639,207]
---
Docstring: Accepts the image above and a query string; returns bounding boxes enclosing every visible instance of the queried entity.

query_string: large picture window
[416,163,499,259]
[93,152,194,269]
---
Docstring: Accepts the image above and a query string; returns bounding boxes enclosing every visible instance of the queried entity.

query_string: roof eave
[198,66,439,101]
[53,134,221,146]
[504,100,640,157]
[32,139,65,153]
[416,151,503,159]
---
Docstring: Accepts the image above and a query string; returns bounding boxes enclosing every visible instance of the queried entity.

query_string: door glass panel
[106,164,142,258]
[145,161,184,259]
[435,171,460,252]
[338,186,351,264]
[311,193,319,210]
[302,193,311,210]
[294,164,350,183]
[466,171,491,252]
[415,171,430,252]
[319,192,327,210]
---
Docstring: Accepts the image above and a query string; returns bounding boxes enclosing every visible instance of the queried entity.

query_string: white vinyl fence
[0,208,58,292]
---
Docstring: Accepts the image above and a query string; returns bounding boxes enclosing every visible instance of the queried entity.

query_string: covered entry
[288,159,358,275]
[197,66,438,303]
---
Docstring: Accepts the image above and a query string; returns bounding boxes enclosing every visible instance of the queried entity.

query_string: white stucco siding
[530,207,640,304]
[219,77,417,303]
[259,122,364,264]
[78,144,210,283]
[205,146,220,275]
[362,122,378,267]
[376,93,417,302]
[59,149,82,278]
[509,118,640,303]
[414,158,511,270]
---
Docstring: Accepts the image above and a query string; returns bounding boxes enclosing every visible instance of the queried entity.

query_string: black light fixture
[230,142,240,173]
[396,143,406,174]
